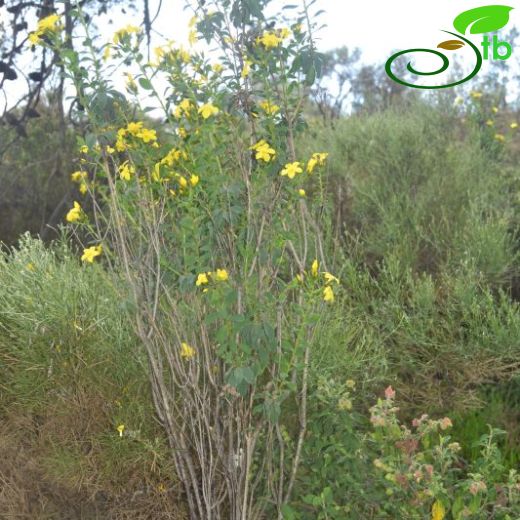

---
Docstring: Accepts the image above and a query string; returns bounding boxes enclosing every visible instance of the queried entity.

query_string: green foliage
[0,108,76,245]
[0,235,181,516]
[3,0,520,517]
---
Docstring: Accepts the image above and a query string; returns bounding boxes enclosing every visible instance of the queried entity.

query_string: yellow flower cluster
[250,140,276,162]
[116,121,158,151]
[166,173,199,196]
[70,170,88,194]
[160,147,188,167]
[28,14,62,45]
[259,100,280,115]
[174,99,194,119]
[195,269,229,287]
[279,153,328,183]
[81,245,102,263]
[256,28,291,49]
[113,25,141,44]
[65,201,83,223]
[306,152,329,173]
[151,41,191,67]
[297,259,339,303]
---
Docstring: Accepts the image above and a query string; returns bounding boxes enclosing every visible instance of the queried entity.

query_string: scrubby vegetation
[2,1,520,519]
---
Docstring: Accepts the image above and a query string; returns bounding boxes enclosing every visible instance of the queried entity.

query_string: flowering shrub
[368,388,520,520]
[36,1,339,518]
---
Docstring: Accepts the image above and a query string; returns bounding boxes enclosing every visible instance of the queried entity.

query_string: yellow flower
[103,45,112,61]
[470,91,483,99]
[257,31,282,49]
[280,28,291,40]
[137,127,157,143]
[152,163,163,183]
[188,29,198,46]
[106,145,115,154]
[485,119,494,127]
[180,342,196,359]
[178,47,191,63]
[431,500,445,520]
[66,201,82,223]
[161,148,183,167]
[79,182,88,195]
[307,152,329,173]
[298,189,306,197]
[26,263,35,272]
[124,72,137,92]
[126,121,143,135]
[190,174,200,187]
[492,106,499,113]
[296,273,304,283]
[38,14,61,32]
[174,98,194,118]
[241,60,251,78]
[28,32,42,45]
[178,176,188,189]
[346,379,356,389]
[212,63,224,73]
[323,272,339,285]
[81,245,102,263]
[116,424,125,437]
[80,145,89,154]
[280,162,303,179]
[198,103,219,119]
[177,127,187,139]
[196,273,209,286]
[511,122,518,129]
[113,25,141,44]
[323,286,335,303]
[311,259,319,277]
[71,170,87,183]
[495,133,505,142]
[259,100,280,115]
[214,269,229,281]
[250,140,276,162]
[119,162,135,181]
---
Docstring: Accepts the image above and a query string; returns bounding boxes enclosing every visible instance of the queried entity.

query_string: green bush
[0,234,182,518]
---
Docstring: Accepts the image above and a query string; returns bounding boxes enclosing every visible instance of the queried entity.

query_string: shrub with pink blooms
[367,387,520,519]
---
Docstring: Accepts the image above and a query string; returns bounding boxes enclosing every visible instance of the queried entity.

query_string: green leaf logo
[453,5,513,34]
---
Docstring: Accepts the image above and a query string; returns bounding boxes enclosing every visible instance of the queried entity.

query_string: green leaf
[453,5,513,35]
[138,77,153,90]
[281,504,297,520]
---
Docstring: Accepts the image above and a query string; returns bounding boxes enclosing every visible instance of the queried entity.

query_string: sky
[102,0,520,65]
[1,0,519,107]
